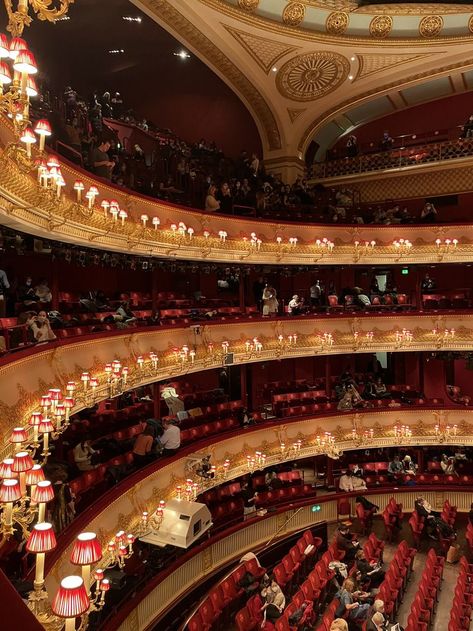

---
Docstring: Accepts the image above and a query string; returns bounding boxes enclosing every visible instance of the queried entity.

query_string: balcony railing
[314,136,473,179]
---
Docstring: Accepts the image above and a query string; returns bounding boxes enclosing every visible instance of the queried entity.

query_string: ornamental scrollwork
[369,15,393,39]
[282,2,305,27]
[419,15,443,38]
[326,11,349,36]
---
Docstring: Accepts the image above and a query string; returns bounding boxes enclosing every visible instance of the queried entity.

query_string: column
[51,260,59,310]
[326,456,334,488]
[151,268,159,313]
[264,155,306,183]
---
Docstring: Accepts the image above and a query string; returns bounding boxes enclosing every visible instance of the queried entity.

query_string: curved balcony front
[1,311,472,457]
[1,118,473,265]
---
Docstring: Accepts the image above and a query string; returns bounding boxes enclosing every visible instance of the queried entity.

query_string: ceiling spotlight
[173,50,191,60]
[122,16,142,23]
[350,56,355,61]
[348,75,353,80]
[272,66,278,72]
[108,49,125,55]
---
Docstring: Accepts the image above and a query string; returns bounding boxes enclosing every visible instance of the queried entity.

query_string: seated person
[34,279,52,304]
[367,612,388,631]
[18,276,37,307]
[73,438,99,471]
[441,454,458,476]
[27,310,57,342]
[352,463,364,478]
[265,471,283,490]
[260,575,285,622]
[336,578,370,621]
[364,376,377,399]
[237,407,256,427]
[339,470,367,492]
[353,286,371,307]
[287,294,303,315]
[374,377,390,399]
[387,455,403,479]
[415,496,454,540]
[330,620,348,631]
[402,454,417,475]
[159,419,181,456]
[132,427,155,466]
[355,549,385,588]
[336,525,360,562]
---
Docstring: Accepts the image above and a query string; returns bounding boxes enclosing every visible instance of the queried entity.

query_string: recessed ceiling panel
[346,96,395,126]
[401,76,452,106]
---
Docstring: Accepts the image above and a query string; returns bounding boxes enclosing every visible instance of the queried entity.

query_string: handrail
[100,485,473,631]
[315,136,473,179]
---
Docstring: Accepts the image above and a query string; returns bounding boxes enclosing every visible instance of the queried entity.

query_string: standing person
[310,280,322,307]
[241,481,258,520]
[287,294,303,315]
[205,184,220,212]
[160,419,181,456]
[216,182,233,214]
[346,135,358,157]
[262,283,278,316]
[0,267,10,318]
[161,382,184,415]
[49,471,75,533]
[420,202,437,223]
[91,139,114,180]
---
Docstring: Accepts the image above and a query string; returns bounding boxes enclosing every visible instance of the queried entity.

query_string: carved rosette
[326,12,349,36]
[276,51,350,101]
[282,2,306,27]
[237,0,260,10]
[369,15,393,39]
[419,15,443,38]
[469,14,473,33]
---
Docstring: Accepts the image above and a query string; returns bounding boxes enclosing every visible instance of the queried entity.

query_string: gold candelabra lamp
[313,237,334,260]
[392,238,412,258]
[350,427,374,447]
[313,432,341,459]
[435,238,458,261]
[4,0,74,37]
[354,240,376,261]
[352,330,374,350]
[393,423,412,444]
[430,327,455,349]
[280,439,303,460]
[394,328,413,348]
[434,421,458,442]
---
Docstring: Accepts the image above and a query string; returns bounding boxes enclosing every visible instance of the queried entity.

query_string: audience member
[440,454,458,476]
[356,549,385,588]
[374,377,390,399]
[420,202,437,223]
[73,438,98,471]
[34,279,52,304]
[260,575,285,622]
[241,481,258,520]
[336,524,360,562]
[336,577,369,621]
[132,427,155,466]
[310,280,322,306]
[262,283,278,316]
[346,135,358,157]
[339,470,367,492]
[421,273,436,291]
[367,612,387,631]
[387,455,403,480]
[402,454,417,475]
[159,419,181,456]
[27,310,57,342]
[380,131,394,151]
[287,294,303,315]
[91,139,114,179]
[205,185,220,212]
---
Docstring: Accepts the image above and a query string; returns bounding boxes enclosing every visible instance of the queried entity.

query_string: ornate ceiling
[134,0,473,172]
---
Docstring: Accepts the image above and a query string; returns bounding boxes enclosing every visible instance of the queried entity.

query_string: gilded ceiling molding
[354,52,434,82]
[282,2,306,27]
[276,51,350,101]
[200,0,473,43]
[298,57,473,152]
[369,15,393,38]
[237,0,259,10]
[419,15,444,38]
[143,0,282,150]
[326,11,349,36]
[287,107,307,122]
[223,23,299,74]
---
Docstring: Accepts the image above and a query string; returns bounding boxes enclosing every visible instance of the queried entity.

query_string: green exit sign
[311,505,321,513]
[401,268,409,275]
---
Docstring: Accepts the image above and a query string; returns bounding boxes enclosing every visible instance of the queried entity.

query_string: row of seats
[466,521,473,556]
[404,548,444,631]
[448,556,473,631]
[382,497,404,542]
[362,472,460,488]
[408,499,456,550]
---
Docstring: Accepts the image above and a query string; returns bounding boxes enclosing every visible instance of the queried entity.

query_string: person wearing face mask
[18,276,37,307]
[27,310,57,343]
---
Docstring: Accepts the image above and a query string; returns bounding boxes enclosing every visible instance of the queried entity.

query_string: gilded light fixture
[3,0,74,37]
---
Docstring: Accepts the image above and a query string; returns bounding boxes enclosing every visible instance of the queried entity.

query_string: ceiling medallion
[369,15,393,38]
[276,51,350,102]
[419,15,443,37]
[326,11,349,35]
[237,0,260,10]
[282,2,306,27]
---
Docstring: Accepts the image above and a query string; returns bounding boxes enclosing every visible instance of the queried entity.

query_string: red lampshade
[29,412,43,427]
[8,37,27,59]
[31,480,55,504]
[93,569,104,581]
[49,388,62,401]
[20,127,36,144]
[34,119,52,137]
[0,479,21,503]
[66,381,76,393]
[13,49,37,74]
[38,418,54,434]
[70,532,103,566]
[73,180,84,191]
[0,34,8,59]
[26,75,38,97]
[63,397,74,409]
[0,458,16,479]
[52,575,90,618]
[25,464,45,486]
[41,395,51,408]
[12,451,34,473]
[0,61,11,85]
[27,522,56,553]
[100,578,110,592]
[9,427,27,444]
